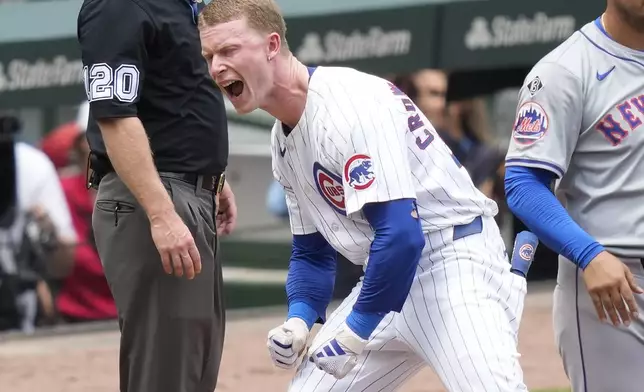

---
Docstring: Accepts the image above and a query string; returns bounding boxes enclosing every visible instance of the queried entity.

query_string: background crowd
[0,102,116,332]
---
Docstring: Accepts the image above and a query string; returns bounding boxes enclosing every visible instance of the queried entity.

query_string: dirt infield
[0,283,570,392]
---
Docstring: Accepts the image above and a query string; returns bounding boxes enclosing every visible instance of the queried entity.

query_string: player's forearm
[98,117,174,219]
[349,199,425,340]
[504,166,604,269]
[285,232,337,329]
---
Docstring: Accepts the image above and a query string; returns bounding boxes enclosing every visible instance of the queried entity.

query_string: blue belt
[453,216,483,241]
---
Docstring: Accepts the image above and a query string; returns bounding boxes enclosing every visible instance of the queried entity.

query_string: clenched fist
[308,322,368,379]
[267,318,310,369]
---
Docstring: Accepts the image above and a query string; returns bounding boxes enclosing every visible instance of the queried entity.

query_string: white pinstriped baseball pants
[288,216,528,392]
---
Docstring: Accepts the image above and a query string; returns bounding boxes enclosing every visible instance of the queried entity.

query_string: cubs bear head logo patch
[343,154,376,190]
[313,162,345,215]
[513,102,549,145]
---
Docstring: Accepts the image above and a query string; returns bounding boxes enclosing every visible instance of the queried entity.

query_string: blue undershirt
[504,166,604,269]
[286,198,425,340]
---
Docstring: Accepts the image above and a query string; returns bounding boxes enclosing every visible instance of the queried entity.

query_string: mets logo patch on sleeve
[313,162,346,215]
[343,154,376,190]
[513,102,549,145]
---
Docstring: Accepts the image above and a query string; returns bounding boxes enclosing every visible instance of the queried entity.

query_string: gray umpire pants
[92,172,225,392]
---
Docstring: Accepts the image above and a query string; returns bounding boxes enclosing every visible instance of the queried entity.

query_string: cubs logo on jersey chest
[313,162,346,215]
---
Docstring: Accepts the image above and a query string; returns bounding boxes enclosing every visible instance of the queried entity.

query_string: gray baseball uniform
[505,17,644,392]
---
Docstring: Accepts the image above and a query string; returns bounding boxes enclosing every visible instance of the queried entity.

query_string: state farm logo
[464,12,575,50]
[0,56,83,94]
[296,27,411,64]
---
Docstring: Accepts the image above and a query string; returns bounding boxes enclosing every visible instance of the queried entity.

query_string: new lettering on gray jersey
[506,18,644,257]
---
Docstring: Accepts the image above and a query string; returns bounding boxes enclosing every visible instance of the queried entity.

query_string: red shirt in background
[56,173,117,321]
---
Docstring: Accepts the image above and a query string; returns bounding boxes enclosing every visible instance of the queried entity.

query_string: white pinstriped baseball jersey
[271,66,498,265]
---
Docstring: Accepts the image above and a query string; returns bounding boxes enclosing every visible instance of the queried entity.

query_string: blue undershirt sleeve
[346,198,426,340]
[285,232,337,329]
[504,166,604,269]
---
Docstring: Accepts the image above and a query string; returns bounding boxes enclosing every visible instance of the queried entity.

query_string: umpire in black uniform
[77,0,237,390]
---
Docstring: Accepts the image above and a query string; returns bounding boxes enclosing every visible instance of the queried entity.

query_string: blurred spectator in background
[266,180,289,220]
[411,69,447,131]
[0,115,76,333]
[41,102,117,323]
[447,98,507,223]
[446,99,503,190]
[467,146,506,198]
[391,73,418,102]
[40,122,84,175]
[410,69,469,159]
[412,69,487,169]
[446,98,494,154]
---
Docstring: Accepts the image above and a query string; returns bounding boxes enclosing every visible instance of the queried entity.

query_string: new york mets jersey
[272,66,497,265]
[506,18,644,257]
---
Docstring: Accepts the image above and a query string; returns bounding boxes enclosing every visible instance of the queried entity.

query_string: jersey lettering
[596,115,628,146]
[631,95,644,114]
[83,63,141,102]
[595,94,644,146]
[85,63,113,101]
[617,101,642,130]
[388,82,434,150]
[114,65,141,102]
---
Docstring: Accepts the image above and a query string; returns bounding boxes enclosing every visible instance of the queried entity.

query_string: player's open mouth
[222,80,244,98]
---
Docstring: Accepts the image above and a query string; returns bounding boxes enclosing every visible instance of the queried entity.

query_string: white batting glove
[267,317,310,369]
[307,322,368,379]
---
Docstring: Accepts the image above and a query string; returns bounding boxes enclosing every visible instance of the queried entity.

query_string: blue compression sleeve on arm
[286,232,337,329]
[505,166,604,269]
[347,199,425,340]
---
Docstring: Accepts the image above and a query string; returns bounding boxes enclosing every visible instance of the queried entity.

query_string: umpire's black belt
[453,216,483,241]
[159,172,225,194]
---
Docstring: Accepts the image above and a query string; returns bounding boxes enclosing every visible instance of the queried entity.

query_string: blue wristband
[287,301,318,330]
[346,309,386,340]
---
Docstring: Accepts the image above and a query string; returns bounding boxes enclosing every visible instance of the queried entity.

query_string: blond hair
[199,0,289,51]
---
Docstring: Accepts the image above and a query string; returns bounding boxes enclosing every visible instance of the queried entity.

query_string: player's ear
[266,32,281,61]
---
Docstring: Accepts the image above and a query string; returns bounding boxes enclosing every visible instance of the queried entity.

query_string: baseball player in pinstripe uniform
[505,2,644,391]
[199,1,535,390]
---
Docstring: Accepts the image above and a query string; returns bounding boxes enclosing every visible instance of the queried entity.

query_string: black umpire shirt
[77,0,228,174]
